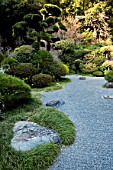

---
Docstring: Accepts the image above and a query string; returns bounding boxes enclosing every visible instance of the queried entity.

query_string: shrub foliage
[104,70,113,82]
[0,73,31,110]
[32,74,53,87]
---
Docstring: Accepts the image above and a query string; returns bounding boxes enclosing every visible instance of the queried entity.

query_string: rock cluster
[11,121,61,151]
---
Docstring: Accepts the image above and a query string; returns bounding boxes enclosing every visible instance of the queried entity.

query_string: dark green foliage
[24,13,42,31]
[104,70,113,82]
[1,57,18,69]
[92,71,104,77]
[13,45,34,63]
[44,4,61,17]
[52,25,59,32]
[48,61,67,78]
[75,59,83,71]
[7,63,38,82]
[32,74,53,87]
[45,16,58,25]
[13,51,32,63]
[0,73,31,110]
[39,4,66,50]
[32,42,40,52]
[12,21,27,37]
[58,21,67,31]
[40,32,52,42]
[32,50,53,72]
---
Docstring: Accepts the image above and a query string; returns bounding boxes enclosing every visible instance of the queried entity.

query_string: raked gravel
[42,75,113,170]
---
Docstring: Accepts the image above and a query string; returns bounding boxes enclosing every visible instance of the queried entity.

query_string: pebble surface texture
[42,75,113,170]
[11,121,61,151]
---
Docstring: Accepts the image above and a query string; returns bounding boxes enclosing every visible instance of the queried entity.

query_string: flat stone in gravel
[11,121,61,151]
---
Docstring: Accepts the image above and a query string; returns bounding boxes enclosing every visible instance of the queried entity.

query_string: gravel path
[42,75,113,170]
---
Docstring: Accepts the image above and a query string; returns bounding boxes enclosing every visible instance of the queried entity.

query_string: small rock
[102,95,113,99]
[46,100,65,108]
[79,77,86,80]
[11,121,61,151]
[104,82,113,88]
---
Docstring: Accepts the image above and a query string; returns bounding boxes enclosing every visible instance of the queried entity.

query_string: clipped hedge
[0,73,31,110]
[32,74,53,87]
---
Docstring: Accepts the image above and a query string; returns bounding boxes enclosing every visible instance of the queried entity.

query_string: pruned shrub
[32,74,53,87]
[104,70,113,82]
[92,71,103,77]
[32,50,53,72]
[11,45,34,63]
[48,62,67,78]
[7,63,38,83]
[0,73,31,110]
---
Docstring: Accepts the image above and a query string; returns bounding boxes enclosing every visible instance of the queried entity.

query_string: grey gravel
[42,75,113,170]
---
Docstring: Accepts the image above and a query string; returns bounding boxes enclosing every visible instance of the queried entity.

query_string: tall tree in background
[83,2,111,43]
[40,4,67,50]
[0,0,43,50]
[12,3,67,50]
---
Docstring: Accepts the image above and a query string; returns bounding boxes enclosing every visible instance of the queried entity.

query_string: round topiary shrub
[0,73,31,110]
[104,70,113,82]
[48,62,67,79]
[92,71,104,77]
[32,74,53,87]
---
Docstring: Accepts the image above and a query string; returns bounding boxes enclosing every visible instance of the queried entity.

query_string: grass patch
[30,106,75,145]
[0,83,75,170]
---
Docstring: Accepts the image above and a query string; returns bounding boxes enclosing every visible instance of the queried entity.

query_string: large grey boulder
[11,121,61,151]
